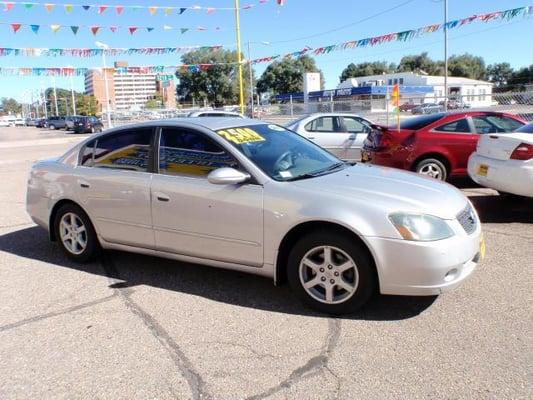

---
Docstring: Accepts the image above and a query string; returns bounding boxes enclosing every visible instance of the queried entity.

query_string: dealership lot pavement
[0,127,531,399]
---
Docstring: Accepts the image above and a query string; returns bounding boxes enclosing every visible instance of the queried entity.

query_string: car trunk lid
[476,132,533,161]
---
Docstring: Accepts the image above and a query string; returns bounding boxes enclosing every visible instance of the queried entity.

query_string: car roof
[106,117,263,132]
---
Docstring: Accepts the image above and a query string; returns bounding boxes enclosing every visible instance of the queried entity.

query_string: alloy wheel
[418,163,444,179]
[59,212,87,255]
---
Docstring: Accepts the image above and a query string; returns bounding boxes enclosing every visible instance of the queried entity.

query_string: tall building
[84,61,176,112]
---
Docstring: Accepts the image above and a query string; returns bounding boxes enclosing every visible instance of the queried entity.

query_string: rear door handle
[154,192,170,202]
[78,180,90,189]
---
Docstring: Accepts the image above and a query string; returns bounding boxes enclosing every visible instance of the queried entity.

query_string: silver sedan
[26,118,484,314]
[286,113,373,162]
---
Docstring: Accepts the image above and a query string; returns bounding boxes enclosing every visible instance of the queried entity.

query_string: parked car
[35,118,47,128]
[446,100,471,110]
[286,113,373,162]
[72,116,103,134]
[399,103,418,112]
[411,103,443,115]
[65,116,83,131]
[46,116,67,130]
[14,118,26,127]
[361,112,526,181]
[468,122,533,197]
[25,118,38,127]
[187,110,244,118]
[0,119,10,128]
[27,118,484,314]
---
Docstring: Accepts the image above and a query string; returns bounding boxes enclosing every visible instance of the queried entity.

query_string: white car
[0,119,10,127]
[286,113,372,162]
[14,118,26,127]
[468,122,533,197]
[188,110,244,118]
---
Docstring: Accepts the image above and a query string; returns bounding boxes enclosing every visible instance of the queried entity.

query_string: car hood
[292,164,468,219]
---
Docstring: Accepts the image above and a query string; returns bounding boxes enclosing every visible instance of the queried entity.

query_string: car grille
[457,204,477,235]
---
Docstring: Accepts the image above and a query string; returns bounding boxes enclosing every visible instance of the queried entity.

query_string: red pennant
[128,27,138,35]
[90,26,100,36]
[109,26,118,33]
[4,2,14,12]
[115,6,124,15]
[11,23,22,33]
[98,6,107,14]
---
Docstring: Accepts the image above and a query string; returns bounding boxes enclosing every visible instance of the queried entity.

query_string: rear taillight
[510,143,533,160]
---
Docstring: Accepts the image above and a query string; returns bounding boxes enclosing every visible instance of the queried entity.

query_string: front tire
[287,231,376,315]
[54,204,100,262]
[416,158,448,181]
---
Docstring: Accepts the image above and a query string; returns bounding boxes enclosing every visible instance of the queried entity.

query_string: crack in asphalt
[246,318,342,400]
[0,293,118,332]
[99,254,212,400]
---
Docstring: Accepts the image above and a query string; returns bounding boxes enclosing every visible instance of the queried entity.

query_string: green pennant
[24,3,34,10]
[180,28,189,34]
[70,26,79,35]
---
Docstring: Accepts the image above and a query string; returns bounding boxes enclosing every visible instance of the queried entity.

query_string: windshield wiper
[285,162,347,182]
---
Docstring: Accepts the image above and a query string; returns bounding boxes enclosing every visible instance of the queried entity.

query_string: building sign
[156,74,174,82]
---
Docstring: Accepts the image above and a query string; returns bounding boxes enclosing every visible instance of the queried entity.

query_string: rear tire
[287,230,376,315]
[54,203,100,263]
[415,158,448,181]
[49,124,56,130]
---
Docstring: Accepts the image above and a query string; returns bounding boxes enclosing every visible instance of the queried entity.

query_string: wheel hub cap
[59,212,87,255]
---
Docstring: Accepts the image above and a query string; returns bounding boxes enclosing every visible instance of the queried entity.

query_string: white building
[338,72,493,107]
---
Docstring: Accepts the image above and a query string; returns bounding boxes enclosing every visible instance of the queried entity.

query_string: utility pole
[247,41,254,117]
[234,0,245,114]
[52,76,59,116]
[444,0,448,112]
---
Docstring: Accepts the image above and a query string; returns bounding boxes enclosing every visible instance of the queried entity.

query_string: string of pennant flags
[0,21,224,34]
[0,5,530,76]
[0,0,284,15]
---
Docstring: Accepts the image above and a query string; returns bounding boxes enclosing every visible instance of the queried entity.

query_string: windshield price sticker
[217,128,265,144]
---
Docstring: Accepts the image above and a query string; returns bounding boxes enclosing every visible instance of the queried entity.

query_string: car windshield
[216,123,345,181]
[399,113,445,130]
[516,122,533,133]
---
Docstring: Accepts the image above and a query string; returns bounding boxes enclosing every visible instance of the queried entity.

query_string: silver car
[188,110,244,118]
[286,113,373,162]
[26,118,483,314]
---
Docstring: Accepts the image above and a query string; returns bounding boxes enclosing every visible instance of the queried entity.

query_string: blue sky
[0,0,531,102]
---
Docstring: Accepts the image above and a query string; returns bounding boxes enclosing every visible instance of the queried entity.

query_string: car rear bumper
[468,154,533,197]
[366,228,483,296]
[361,148,406,169]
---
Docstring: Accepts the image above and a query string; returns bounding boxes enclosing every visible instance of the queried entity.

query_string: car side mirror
[207,167,251,185]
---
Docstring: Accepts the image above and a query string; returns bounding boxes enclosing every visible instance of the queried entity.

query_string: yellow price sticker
[217,127,265,145]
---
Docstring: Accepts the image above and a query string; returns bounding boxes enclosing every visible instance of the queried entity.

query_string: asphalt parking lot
[0,127,531,399]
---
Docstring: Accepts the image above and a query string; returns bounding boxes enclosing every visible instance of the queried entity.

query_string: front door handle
[154,192,170,202]
[78,179,90,188]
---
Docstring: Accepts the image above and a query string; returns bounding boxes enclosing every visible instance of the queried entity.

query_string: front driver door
[151,126,264,267]
[303,116,349,159]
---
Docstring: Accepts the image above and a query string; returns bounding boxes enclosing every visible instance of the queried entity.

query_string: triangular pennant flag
[4,2,14,12]
[98,6,106,14]
[10,23,22,33]
[207,7,215,14]
[197,26,207,31]
[64,4,73,13]
[146,27,154,32]
[164,7,172,15]
[148,7,158,15]
[70,25,79,34]
[115,6,123,15]
[50,24,61,33]
[44,3,54,12]
[82,5,90,11]
[90,26,100,36]
[179,7,187,14]
[163,25,172,31]
[24,3,34,10]
[242,4,253,10]
[30,24,40,34]
[180,28,188,34]
[128,26,138,35]
[132,6,141,12]
[109,26,118,33]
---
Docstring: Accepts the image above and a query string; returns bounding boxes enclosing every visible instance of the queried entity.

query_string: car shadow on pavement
[0,226,436,321]
[469,195,533,224]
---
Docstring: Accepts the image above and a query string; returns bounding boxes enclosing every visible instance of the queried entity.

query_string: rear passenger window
[80,140,96,166]
[434,118,471,133]
[93,128,153,172]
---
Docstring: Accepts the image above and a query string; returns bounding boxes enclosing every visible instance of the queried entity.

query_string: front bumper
[468,154,533,197]
[365,224,482,296]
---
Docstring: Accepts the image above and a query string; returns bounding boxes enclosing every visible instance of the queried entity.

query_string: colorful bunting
[3,2,14,11]
[82,5,90,10]
[30,24,39,33]
[164,7,172,15]
[10,22,21,32]
[115,6,123,15]
[148,6,157,15]
[70,25,78,34]
[128,26,138,35]
[97,5,106,14]
[50,24,60,33]
[44,3,54,12]
[180,28,188,34]
[23,3,34,10]
[179,7,187,14]
[64,4,72,12]
[146,27,154,32]
[109,26,117,33]
[90,25,99,35]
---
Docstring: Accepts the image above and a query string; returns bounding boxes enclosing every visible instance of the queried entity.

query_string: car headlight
[389,213,454,242]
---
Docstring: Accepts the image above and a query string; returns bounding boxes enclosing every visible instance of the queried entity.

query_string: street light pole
[234,0,245,114]
[96,41,112,128]
[52,76,59,116]
[444,0,448,112]
[247,41,254,117]
[68,68,77,115]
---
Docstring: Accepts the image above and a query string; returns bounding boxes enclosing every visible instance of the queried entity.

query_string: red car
[361,112,526,180]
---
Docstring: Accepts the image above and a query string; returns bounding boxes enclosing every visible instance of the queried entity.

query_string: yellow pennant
[64,4,73,13]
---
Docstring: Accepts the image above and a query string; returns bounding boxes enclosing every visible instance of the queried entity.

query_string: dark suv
[46,116,67,130]
[73,116,104,133]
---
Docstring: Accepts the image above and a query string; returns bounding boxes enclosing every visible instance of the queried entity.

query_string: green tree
[256,55,324,95]
[176,48,253,107]
[44,88,98,116]
[339,61,396,82]
[397,52,443,75]
[0,97,22,115]
[486,63,514,86]
[76,95,99,115]
[447,53,486,80]
[145,94,164,109]
[508,64,533,86]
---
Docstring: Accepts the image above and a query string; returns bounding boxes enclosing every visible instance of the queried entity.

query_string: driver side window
[341,117,370,133]
[159,128,239,178]
[305,117,341,133]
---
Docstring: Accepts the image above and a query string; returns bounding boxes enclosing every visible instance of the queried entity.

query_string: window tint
[342,117,370,133]
[472,115,524,134]
[80,140,96,166]
[305,117,340,132]
[434,118,471,133]
[399,113,445,130]
[93,128,153,172]
[516,122,533,133]
[159,128,238,177]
